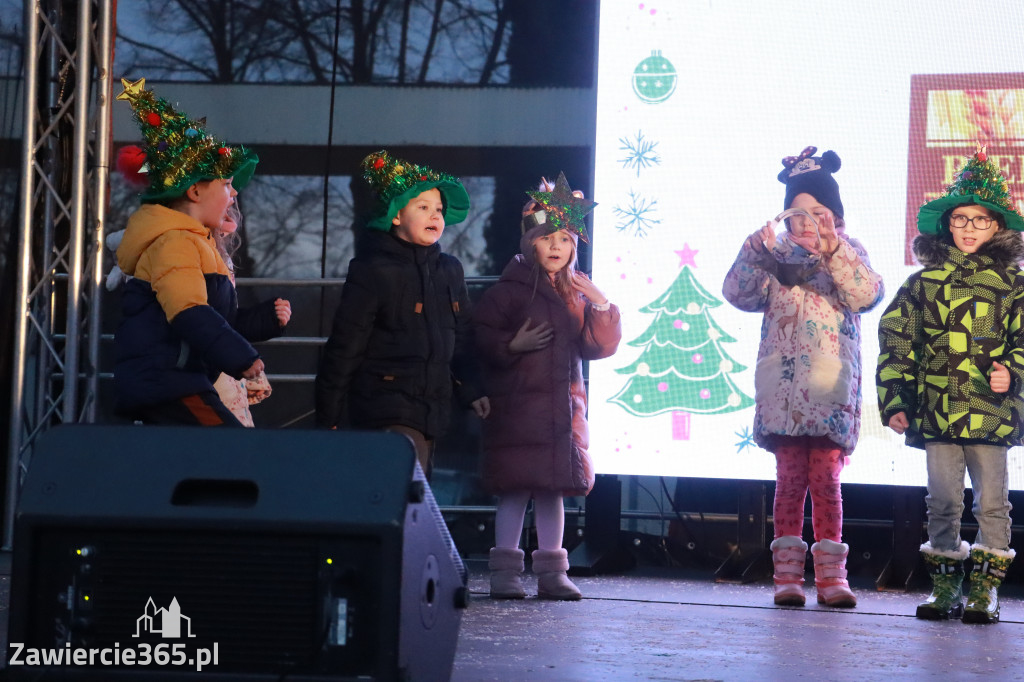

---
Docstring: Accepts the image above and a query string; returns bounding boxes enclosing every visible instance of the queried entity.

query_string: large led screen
[590,1,1024,486]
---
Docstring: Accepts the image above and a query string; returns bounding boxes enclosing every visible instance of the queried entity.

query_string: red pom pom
[978,152,988,162]
[115,146,149,187]
[145,112,161,126]
[373,157,385,170]
[218,147,229,156]
[420,175,427,180]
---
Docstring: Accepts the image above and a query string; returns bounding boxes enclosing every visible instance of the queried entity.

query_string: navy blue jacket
[114,204,280,413]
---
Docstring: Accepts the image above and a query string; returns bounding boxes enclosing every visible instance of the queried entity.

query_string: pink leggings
[773,437,845,542]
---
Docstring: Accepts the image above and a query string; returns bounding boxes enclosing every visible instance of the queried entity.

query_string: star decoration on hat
[525,171,597,243]
[117,77,146,103]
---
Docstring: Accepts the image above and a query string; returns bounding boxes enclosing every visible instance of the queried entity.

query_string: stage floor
[1,554,1023,680]
[454,560,1024,681]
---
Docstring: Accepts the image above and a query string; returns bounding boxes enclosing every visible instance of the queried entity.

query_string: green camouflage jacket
[877,230,1024,449]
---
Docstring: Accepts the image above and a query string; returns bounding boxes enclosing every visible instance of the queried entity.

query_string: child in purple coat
[475,173,621,600]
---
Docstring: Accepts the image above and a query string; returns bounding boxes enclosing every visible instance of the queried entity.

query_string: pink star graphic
[675,244,698,268]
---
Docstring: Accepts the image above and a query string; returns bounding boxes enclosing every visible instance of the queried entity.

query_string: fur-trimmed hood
[912,229,1024,270]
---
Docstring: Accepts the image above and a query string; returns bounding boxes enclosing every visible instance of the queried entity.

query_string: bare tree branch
[416,0,444,84]
[477,0,508,85]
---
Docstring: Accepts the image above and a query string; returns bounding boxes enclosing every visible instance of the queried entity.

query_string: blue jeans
[924,442,1012,551]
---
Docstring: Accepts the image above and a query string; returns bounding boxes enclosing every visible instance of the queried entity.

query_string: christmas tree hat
[361,150,470,231]
[116,77,258,203]
[918,145,1024,234]
[522,171,597,243]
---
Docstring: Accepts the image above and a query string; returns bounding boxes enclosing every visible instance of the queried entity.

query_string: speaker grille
[26,529,378,675]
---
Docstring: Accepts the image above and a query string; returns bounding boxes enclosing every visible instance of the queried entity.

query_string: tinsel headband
[116,77,258,203]
[361,150,470,231]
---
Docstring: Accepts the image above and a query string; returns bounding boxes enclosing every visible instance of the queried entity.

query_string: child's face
[191,178,237,229]
[392,188,445,246]
[786,193,834,252]
[533,229,575,275]
[949,204,1000,254]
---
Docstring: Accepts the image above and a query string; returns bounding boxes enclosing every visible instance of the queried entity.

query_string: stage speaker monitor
[6,424,467,682]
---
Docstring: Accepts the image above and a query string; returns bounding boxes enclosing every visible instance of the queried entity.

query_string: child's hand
[748,222,775,254]
[816,212,840,255]
[570,271,609,307]
[242,358,265,380]
[789,212,839,255]
[990,361,1011,393]
[509,318,553,353]
[888,412,909,435]
[472,396,491,419]
[275,298,291,326]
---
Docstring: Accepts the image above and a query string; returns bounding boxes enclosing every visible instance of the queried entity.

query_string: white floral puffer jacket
[722,232,884,455]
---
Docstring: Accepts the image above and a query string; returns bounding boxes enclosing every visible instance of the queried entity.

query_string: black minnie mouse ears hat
[777,146,844,219]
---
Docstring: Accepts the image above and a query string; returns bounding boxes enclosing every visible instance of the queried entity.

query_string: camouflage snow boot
[916,541,967,620]
[963,545,1015,624]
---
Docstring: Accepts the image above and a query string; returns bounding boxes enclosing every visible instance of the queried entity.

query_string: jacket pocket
[442,285,460,329]
[806,354,853,405]
[754,352,786,404]
[353,362,424,400]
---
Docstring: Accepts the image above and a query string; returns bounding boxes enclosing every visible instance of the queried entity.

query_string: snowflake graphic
[734,426,756,453]
[618,131,661,177]
[613,190,661,237]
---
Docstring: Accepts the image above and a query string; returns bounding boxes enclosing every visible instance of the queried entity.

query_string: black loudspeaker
[5,425,467,681]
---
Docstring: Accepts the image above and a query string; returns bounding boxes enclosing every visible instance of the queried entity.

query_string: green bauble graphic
[632,50,677,104]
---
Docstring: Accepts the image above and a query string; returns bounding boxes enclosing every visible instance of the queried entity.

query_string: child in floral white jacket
[723,147,884,608]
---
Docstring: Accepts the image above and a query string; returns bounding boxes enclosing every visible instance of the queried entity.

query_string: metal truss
[4,0,114,549]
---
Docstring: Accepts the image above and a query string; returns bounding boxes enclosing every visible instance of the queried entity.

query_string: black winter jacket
[315,231,482,437]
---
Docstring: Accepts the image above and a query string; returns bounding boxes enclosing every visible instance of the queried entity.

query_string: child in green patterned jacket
[877,146,1024,624]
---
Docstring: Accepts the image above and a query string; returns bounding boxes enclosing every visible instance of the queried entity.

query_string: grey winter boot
[916,541,968,620]
[532,548,582,601]
[770,536,808,606]
[488,547,526,599]
[963,544,1015,624]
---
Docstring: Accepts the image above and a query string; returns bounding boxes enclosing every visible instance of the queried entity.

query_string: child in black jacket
[315,151,489,477]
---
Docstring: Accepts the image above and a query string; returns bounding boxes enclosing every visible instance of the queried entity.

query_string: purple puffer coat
[474,255,621,495]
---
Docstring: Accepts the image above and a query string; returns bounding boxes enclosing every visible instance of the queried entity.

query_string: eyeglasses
[949,214,996,230]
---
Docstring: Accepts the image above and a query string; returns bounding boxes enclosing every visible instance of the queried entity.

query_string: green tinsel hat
[361,150,470,231]
[116,77,258,203]
[522,171,596,243]
[918,144,1024,234]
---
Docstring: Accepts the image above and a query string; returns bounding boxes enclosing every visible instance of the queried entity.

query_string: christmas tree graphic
[609,244,753,439]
